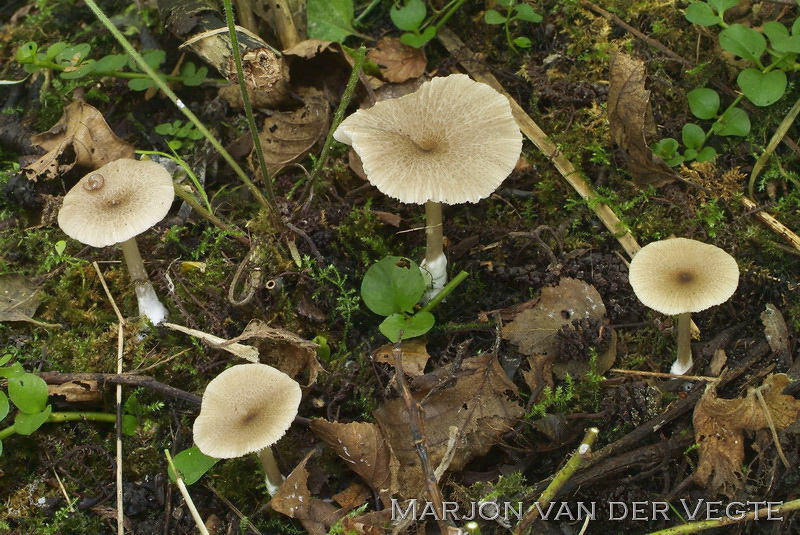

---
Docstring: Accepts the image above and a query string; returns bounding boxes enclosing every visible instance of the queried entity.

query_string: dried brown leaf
[310,420,399,504]
[368,37,427,83]
[269,452,342,535]
[521,354,554,399]
[693,374,800,497]
[24,100,135,180]
[331,482,371,510]
[374,354,523,498]
[373,339,430,376]
[607,52,678,188]
[255,87,330,176]
[0,273,41,323]
[340,509,392,535]
[761,303,790,362]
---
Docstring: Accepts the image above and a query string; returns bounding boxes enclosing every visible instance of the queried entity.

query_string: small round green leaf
[93,54,128,73]
[60,60,96,80]
[15,42,38,63]
[399,27,436,48]
[128,78,157,91]
[361,256,426,316]
[122,415,138,436]
[708,0,740,14]
[14,405,52,435]
[682,123,706,150]
[696,146,718,162]
[8,373,49,414]
[719,24,766,64]
[484,9,507,25]
[390,0,427,32]
[169,446,219,485]
[713,107,750,136]
[685,2,719,26]
[653,138,679,159]
[687,88,720,119]
[738,68,786,107]
[683,148,698,161]
[45,42,68,60]
[0,391,9,421]
[513,37,532,48]
[0,362,25,379]
[513,4,542,23]
[379,311,435,342]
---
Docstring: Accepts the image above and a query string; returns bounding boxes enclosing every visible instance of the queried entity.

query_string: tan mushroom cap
[193,363,302,459]
[57,159,174,248]
[628,237,739,316]
[334,74,523,205]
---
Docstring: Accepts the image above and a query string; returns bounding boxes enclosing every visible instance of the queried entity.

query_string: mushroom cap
[193,363,302,459]
[628,238,739,316]
[334,74,523,204]
[57,159,174,248]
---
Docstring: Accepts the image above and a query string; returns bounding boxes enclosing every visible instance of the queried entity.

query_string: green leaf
[683,148,698,160]
[484,9,508,25]
[155,123,176,135]
[15,42,38,63]
[14,405,51,435]
[653,137,679,158]
[687,87,720,119]
[763,21,800,53]
[122,415,138,436]
[713,107,750,136]
[708,0,739,13]
[167,140,183,151]
[379,311,435,342]
[60,60,96,79]
[719,24,766,64]
[361,256,426,316]
[141,49,166,70]
[0,362,25,379]
[682,123,706,150]
[399,27,437,48]
[513,37,532,48]
[45,42,68,60]
[0,391,9,421]
[54,240,66,256]
[696,146,717,162]
[513,4,542,22]
[738,68,786,106]
[55,44,91,66]
[307,0,357,42]
[169,446,219,485]
[496,0,514,6]
[128,78,156,91]
[93,54,128,73]
[792,17,800,36]
[183,64,208,86]
[390,0,427,32]
[8,373,49,414]
[0,440,3,456]
[0,354,11,366]
[124,393,143,419]
[685,3,719,26]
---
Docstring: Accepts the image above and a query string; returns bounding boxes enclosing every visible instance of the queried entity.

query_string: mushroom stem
[120,238,168,325]
[672,312,694,375]
[421,200,447,301]
[257,447,285,496]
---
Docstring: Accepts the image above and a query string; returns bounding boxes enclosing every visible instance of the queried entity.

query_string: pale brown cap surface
[193,363,302,459]
[57,159,174,248]
[334,74,523,204]
[628,237,739,316]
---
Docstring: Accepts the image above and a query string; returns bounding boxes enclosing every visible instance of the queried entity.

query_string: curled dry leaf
[331,482,371,510]
[761,303,790,363]
[502,278,615,378]
[373,353,523,498]
[310,420,399,505]
[229,319,323,385]
[161,322,259,362]
[693,374,800,497]
[269,451,342,535]
[367,37,427,83]
[373,339,430,377]
[24,100,135,181]
[0,273,42,323]
[254,87,330,176]
[607,51,679,188]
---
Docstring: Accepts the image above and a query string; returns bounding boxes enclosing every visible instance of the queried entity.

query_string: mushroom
[57,159,174,324]
[628,237,739,375]
[334,74,522,299]
[193,363,302,495]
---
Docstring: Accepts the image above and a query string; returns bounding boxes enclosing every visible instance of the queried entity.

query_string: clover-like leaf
[719,24,766,64]
[738,68,786,107]
[379,311,435,342]
[391,0,427,32]
[763,21,800,53]
[713,107,750,136]
[687,87,720,119]
[169,446,219,485]
[362,256,426,316]
[14,405,52,436]
[8,373,48,414]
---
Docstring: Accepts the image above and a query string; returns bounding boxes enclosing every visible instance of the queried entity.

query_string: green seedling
[168,445,219,485]
[390,0,469,48]
[155,120,205,151]
[15,40,208,91]
[484,0,542,52]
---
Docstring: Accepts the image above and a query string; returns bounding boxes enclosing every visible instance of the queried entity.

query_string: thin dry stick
[740,197,800,253]
[437,28,641,259]
[392,342,450,535]
[514,427,600,535]
[92,261,126,535]
[748,94,800,198]
[610,368,718,381]
[165,450,210,535]
[646,498,800,534]
[753,387,790,468]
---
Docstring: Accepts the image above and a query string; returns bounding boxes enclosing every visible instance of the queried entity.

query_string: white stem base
[421,252,448,303]
[134,281,168,325]
[670,355,693,376]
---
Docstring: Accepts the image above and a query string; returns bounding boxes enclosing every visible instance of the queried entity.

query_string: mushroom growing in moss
[193,363,302,495]
[334,74,522,299]
[628,237,739,375]
[57,159,175,324]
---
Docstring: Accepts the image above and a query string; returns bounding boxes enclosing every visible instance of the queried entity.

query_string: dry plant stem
[120,238,168,324]
[610,369,717,381]
[646,498,800,534]
[741,197,800,253]
[38,372,202,405]
[164,450,210,535]
[423,200,447,299]
[171,184,250,246]
[748,94,800,198]
[753,387,790,468]
[514,427,600,535]
[83,0,273,213]
[266,0,301,48]
[393,344,450,535]
[674,312,693,375]
[258,447,285,496]
[437,28,640,259]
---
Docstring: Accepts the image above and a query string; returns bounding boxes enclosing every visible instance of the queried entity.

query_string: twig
[610,368,718,381]
[392,341,450,535]
[437,28,641,259]
[92,261,126,535]
[171,183,250,246]
[37,372,202,405]
[645,498,800,534]
[514,427,600,534]
[748,94,800,198]
[165,450,210,535]
[740,197,800,253]
[753,387,790,468]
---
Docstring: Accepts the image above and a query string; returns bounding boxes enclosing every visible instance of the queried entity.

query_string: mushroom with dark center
[57,159,175,324]
[628,237,739,375]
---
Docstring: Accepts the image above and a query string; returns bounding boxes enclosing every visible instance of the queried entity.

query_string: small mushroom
[193,363,302,495]
[57,159,175,324]
[628,237,739,375]
[334,74,522,299]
